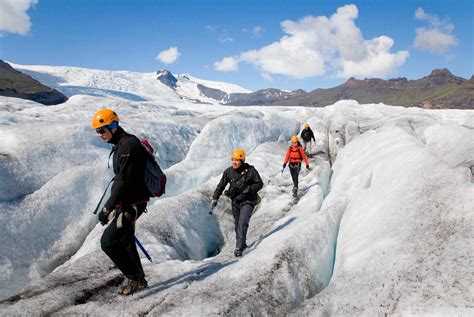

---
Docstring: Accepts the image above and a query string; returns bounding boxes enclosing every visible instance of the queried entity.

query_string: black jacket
[213,163,263,203]
[301,127,315,142]
[104,127,149,211]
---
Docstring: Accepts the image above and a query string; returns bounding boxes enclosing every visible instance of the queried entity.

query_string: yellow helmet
[304,123,309,128]
[91,109,119,129]
[232,148,246,161]
[291,135,299,143]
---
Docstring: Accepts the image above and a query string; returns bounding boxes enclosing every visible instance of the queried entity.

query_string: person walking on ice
[300,123,315,156]
[92,109,150,296]
[211,149,263,257]
[282,135,309,197]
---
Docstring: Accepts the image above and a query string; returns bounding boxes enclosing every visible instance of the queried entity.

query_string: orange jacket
[284,144,308,165]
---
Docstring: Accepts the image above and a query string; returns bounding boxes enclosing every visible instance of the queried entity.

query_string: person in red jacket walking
[282,135,309,197]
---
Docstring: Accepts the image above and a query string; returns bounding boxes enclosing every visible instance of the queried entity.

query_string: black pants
[231,201,254,249]
[303,140,311,153]
[101,203,146,281]
[289,162,301,188]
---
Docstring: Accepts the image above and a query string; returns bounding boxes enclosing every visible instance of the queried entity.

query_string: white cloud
[214,4,408,79]
[413,8,458,54]
[214,57,238,72]
[260,72,273,82]
[206,26,234,44]
[0,0,38,36]
[156,47,181,64]
[337,36,409,78]
[240,41,326,78]
[204,25,219,32]
[252,26,263,38]
[218,36,233,43]
[414,28,458,54]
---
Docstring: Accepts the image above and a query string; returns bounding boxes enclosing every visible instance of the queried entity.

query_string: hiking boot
[119,278,148,296]
[292,186,298,197]
[234,244,248,257]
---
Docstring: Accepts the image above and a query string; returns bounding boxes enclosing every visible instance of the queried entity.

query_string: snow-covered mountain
[9,62,251,104]
[0,65,473,316]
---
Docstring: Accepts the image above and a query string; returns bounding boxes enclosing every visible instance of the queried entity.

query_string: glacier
[0,64,473,316]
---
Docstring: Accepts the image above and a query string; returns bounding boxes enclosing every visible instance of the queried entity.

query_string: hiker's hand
[281,163,286,173]
[306,164,310,170]
[98,208,111,225]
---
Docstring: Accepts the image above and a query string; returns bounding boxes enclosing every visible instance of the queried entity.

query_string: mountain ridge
[220,68,473,109]
[3,61,472,109]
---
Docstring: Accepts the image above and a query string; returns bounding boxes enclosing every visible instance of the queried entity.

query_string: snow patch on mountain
[8,63,250,104]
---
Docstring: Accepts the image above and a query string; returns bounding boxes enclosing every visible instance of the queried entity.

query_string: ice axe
[135,236,153,262]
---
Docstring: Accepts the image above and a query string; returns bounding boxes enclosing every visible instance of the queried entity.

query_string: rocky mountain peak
[429,68,453,77]
[156,69,177,89]
[424,68,464,85]
[0,60,15,72]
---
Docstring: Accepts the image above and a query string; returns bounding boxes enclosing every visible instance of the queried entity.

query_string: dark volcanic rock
[156,70,178,89]
[197,84,227,101]
[0,60,68,105]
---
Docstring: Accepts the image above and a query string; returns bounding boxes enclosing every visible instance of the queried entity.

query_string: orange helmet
[91,109,119,129]
[232,148,246,161]
[304,123,309,128]
[291,135,299,143]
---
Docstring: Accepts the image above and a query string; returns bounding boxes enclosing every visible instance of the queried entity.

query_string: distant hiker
[282,135,309,197]
[300,123,315,155]
[211,149,263,257]
[92,109,149,295]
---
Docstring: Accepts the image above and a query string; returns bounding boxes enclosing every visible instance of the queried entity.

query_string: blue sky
[0,0,472,91]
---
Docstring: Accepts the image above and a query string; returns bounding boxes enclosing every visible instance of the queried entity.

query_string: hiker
[211,149,263,257]
[282,135,309,197]
[92,109,149,295]
[300,123,315,155]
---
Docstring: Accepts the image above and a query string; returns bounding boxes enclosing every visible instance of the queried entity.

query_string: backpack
[301,129,311,142]
[289,144,303,161]
[140,139,167,198]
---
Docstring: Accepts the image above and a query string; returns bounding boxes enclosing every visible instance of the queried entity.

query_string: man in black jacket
[92,109,150,295]
[300,123,316,155]
[211,149,263,257]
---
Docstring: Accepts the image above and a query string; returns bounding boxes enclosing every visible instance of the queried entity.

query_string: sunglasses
[96,127,107,135]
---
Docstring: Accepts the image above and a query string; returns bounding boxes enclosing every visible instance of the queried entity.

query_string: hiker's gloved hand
[281,163,286,173]
[306,164,310,170]
[98,207,111,226]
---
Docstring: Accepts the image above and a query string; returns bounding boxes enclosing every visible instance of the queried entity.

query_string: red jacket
[284,144,308,165]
